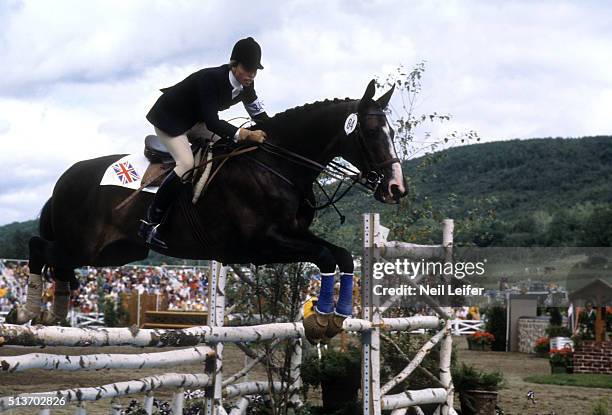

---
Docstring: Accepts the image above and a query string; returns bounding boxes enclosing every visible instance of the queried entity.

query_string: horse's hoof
[5,306,36,324]
[324,313,348,340]
[303,297,332,344]
[32,311,65,326]
[303,312,330,345]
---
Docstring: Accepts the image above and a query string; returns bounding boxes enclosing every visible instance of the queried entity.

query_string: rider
[140,37,269,249]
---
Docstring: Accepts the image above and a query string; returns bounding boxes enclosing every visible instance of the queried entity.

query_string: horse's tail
[39,198,54,241]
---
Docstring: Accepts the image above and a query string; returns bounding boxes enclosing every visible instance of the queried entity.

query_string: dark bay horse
[8,80,407,341]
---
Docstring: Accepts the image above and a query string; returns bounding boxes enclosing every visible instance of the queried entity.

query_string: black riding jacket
[146,64,267,138]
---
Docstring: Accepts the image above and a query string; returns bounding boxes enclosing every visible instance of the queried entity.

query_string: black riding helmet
[230,37,264,70]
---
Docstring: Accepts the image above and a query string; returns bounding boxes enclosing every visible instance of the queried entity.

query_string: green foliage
[300,347,361,388]
[300,347,361,414]
[380,331,457,391]
[452,363,504,392]
[549,307,563,326]
[103,296,118,327]
[0,220,37,258]
[102,294,129,327]
[592,397,610,415]
[546,325,572,338]
[524,374,612,389]
[484,306,507,351]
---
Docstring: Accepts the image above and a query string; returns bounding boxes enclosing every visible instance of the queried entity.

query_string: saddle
[142,135,206,186]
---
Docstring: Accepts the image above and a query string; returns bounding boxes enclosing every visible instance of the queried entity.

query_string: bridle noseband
[349,111,400,191]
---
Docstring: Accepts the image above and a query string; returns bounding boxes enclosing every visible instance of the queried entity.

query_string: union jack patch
[112,161,141,184]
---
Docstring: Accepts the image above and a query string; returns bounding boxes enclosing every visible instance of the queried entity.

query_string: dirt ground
[457,338,610,415]
[0,337,610,414]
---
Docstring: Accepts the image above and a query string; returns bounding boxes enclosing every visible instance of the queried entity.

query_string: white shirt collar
[229,69,243,99]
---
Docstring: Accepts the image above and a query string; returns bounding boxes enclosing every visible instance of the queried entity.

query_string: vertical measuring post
[205,261,227,415]
[362,213,382,415]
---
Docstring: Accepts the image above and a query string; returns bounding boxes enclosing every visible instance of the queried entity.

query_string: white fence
[0,310,484,333]
[451,319,484,335]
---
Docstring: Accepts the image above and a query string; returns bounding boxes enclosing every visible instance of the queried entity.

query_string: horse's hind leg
[34,267,73,325]
[6,236,48,324]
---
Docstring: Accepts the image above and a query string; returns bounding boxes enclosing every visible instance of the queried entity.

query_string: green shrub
[546,325,572,338]
[549,307,563,326]
[380,331,457,392]
[452,363,504,392]
[301,346,361,414]
[485,306,507,351]
[592,397,609,415]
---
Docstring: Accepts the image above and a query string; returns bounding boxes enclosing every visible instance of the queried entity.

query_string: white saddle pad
[100,154,159,193]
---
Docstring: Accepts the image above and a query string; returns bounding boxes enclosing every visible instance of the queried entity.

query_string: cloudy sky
[0,0,611,225]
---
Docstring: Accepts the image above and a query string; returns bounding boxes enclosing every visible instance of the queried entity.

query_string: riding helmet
[230,37,264,70]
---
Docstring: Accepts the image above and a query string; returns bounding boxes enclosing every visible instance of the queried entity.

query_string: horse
[7,80,407,343]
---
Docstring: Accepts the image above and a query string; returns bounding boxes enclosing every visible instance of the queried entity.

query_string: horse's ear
[362,79,376,102]
[376,84,395,109]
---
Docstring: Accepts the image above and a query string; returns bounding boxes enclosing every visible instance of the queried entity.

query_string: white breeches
[155,127,194,178]
[155,123,217,178]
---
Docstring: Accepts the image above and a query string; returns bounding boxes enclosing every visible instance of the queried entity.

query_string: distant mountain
[1,136,611,260]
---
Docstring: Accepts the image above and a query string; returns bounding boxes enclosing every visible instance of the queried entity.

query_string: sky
[0,0,611,225]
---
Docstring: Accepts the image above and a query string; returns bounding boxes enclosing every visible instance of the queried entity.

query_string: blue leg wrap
[315,273,335,314]
[335,273,354,316]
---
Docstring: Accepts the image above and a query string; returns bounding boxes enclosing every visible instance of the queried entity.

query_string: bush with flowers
[549,347,573,373]
[534,336,550,357]
[467,331,495,350]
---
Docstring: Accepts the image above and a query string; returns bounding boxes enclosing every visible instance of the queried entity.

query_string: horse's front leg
[255,227,355,344]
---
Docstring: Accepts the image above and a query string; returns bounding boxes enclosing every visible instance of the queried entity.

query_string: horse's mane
[271,97,355,122]
[254,97,358,146]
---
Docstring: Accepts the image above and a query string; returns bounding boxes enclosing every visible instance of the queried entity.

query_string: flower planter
[535,351,548,358]
[468,341,492,351]
[550,337,573,351]
[321,379,359,412]
[550,362,567,374]
[459,389,498,415]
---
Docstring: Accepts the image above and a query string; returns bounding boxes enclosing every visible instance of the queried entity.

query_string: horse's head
[342,80,407,203]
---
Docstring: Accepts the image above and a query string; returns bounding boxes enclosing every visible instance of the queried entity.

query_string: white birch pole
[228,397,250,415]
[110,398,122,415]
[381,388,448,410]
[171,388,185,415]
[0,346,214,372]
[289,336,303,406]
[143,391,154,414]
[0,322,305,347]
[440,219,455,415]
[0,373,210,411]
[223,382,294,399]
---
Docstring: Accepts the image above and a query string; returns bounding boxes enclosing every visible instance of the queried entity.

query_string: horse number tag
[344,113,358,135]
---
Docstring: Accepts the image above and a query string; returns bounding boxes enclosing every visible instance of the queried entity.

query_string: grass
[524,373,612,389]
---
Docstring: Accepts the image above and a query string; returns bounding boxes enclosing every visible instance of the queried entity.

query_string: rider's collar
[229,70,243,99]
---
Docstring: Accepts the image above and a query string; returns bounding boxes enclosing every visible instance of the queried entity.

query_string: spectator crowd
[0,260,210,314]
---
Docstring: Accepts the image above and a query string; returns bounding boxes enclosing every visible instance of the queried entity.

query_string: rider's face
[232,63,257,87]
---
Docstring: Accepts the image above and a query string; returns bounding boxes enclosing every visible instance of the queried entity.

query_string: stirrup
[139,219,168,250]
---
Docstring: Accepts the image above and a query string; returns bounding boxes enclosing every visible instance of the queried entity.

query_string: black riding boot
[138,170,183,250]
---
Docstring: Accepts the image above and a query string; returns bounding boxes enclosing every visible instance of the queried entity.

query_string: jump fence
[0,213,459,414]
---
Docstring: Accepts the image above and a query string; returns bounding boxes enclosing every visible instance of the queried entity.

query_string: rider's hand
[238,128,267,143]
[248,130,267,143]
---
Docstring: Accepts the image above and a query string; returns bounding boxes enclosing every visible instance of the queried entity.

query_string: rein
[183,110,400,221]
